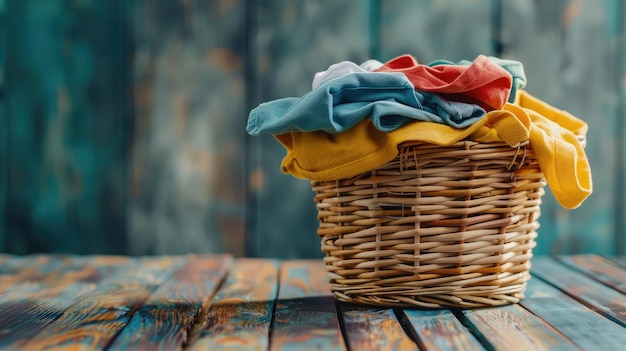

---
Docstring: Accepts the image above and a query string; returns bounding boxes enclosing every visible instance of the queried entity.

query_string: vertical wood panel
[379,0,495,63]
[0,0,6,252]
[4,0,129,254]
[616,0,626,254]
[1,0,624,257]
[502,0,619,255]
[249,0,371,258]
[128,0,247,256]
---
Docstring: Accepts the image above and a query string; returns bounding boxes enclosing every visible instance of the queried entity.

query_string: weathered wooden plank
[618,2,626,255]
[270,260,346,351]
[612,256,626,268]
[0,0,6,254]
[519,275,626,350]
[19,256,187,351]
[379,0,495,62]
[250,0,370,259]
[0,256,130,348]
[107,254,232,351]
[0,255,128,295]
[340,304,417,351]
[531,256,626,326]
[128,0,247,256]
[0,255,64,290]
[5,0,130,255]
[401,309,485,351]
[187,258,279,351]
[460,304,578,350]
[558,254,626,293]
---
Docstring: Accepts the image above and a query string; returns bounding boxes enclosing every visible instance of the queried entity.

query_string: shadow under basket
[311,140,546,308]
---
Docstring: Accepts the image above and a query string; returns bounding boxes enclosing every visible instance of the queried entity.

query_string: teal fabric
[247,72,485,135]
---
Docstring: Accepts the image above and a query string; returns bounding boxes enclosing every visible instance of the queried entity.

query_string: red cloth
[375,54,513,111]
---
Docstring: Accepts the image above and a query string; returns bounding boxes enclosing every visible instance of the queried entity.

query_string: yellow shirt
[275,90,591,209]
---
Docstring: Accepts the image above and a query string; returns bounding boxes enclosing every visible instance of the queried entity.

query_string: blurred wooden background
[1,0,624,258]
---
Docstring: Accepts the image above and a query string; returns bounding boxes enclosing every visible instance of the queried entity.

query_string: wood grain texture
[613,256,626,268]
[271,260,346,351]
[520,275,626,350]
[460,304,578,350]
[0,0,624,260]
[532,256,626,326]
[107,254,233,351]
[340,304,417,351]
[188,258,279,351]
[402,309,485,351]
[559,254,626,293]
[0,255,128,295]
[20,256,187,351]
[0,256,130,349]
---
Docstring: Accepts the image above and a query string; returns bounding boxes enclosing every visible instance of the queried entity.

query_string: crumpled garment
[275,90,591,209]
[375,54,513,110]
[247,72,485,136]
[428,56,526,103]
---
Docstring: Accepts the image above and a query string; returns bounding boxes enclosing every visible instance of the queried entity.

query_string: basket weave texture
[312,140,545,308]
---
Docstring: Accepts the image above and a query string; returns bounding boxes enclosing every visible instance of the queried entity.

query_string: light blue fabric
[428,57,527,103]
[247,72,485,136]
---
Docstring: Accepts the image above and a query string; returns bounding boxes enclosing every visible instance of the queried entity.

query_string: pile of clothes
[246,54,592,209]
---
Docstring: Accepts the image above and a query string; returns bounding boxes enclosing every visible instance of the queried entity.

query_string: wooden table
[1,254,625,350]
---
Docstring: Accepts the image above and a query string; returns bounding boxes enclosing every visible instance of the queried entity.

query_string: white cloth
[312,61,370,89]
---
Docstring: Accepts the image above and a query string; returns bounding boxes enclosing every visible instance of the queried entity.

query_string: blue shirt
[247,72,485,135]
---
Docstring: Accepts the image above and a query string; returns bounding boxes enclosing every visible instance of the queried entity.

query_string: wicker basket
[312,140,546,308]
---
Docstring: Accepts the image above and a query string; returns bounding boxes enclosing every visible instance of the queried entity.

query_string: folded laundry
[375,54,513,110]
[247,72,485,136]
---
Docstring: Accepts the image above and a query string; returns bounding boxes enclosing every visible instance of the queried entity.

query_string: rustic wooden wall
[1,0,625,258]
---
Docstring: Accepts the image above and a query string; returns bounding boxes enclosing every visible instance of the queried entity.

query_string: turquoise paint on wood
[402,309,485,351]
[502,0,621,255]
[532,256,626,326]
[4,0,130,255]
[19,256,185,350]
[461,304,578,350]
[249,0,371,259]
[0,0,6,253]
[189,258,279,351]
[128,0,248,256]
[0,0,624,258]
[271,260,346,350]
[520,273,626,350]
[108,255,232,350]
